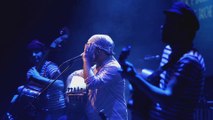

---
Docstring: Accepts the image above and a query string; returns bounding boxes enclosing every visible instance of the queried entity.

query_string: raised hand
[121,61,137,80]
[83,43,96,64]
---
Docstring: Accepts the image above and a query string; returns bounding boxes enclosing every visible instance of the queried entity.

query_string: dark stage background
[1,0,213,117]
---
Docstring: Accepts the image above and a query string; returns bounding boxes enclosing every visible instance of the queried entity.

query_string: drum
[66,75,87,102]
[66,75,88,119]
[66,75,87,97]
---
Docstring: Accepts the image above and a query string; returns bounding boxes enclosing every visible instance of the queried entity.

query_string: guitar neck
[36,49,51,71]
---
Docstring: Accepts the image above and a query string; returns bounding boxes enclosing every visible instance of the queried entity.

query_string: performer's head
[161,2,199,47]
[27,39,46,64]
[86,34,115,64]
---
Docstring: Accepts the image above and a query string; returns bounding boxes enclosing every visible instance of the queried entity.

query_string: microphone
[61,53,83,65]
[66,53,83,62]
[143,55,160,61]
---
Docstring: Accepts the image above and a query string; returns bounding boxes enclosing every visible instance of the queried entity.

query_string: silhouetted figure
[121,2,206,120]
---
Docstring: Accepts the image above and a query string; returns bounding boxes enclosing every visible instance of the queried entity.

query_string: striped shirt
[68,57,128,120]
[33,61,66,111]
[151,45,206,120]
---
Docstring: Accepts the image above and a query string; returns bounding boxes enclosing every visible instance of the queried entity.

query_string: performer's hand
[28,67,44,80]
[120,61,137,80]
[83,43,95,64]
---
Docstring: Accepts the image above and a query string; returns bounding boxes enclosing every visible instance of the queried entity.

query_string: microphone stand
[36,53,82,98]
[28,53,83,107]
[1,54,83,120]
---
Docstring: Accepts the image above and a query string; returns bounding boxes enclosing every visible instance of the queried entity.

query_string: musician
[121,2,206,120]
[16,40,67,120]
[66,34,128,120]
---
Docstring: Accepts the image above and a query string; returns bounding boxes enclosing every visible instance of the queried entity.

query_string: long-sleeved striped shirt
[68,57,128,120]
[29,61,66,111]
[151,45,206,120]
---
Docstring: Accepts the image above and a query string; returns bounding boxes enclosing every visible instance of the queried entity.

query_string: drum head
[68,76,86,90]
